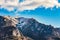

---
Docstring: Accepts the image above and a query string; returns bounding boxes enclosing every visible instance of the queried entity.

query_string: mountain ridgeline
[16,17,60,40]
[0,16,60,40]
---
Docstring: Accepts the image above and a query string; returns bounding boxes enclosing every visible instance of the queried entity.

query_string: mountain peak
[0,16,18,27]
[0,16,33,40]
[16,17,60,40]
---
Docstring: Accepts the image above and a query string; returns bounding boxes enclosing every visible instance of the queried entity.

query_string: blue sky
[0,0,60,28]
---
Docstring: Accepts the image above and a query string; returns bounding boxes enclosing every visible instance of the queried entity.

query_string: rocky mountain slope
[0,16,33,40]
[16,17,60,40]
[0,16,60,40]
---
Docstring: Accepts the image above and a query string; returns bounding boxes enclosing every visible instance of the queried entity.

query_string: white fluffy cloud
[0,0,19,11]
[0,0,60,11]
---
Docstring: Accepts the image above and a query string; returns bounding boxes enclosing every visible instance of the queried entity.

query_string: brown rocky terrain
[0,16,33,40]
[0,16,60,40]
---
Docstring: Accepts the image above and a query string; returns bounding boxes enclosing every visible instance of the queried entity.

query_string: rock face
[0,16,60,40]
[0,16,23,40]
[16,17,60,40]
[0,16,33,40]
[0,26,23,40]
[54,28,60,37]
[0,16,18,27]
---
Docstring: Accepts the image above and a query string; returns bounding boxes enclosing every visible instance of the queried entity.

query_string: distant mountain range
[0,16,60,40]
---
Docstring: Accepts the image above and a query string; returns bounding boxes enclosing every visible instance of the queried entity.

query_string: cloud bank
[0,0,60,11]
